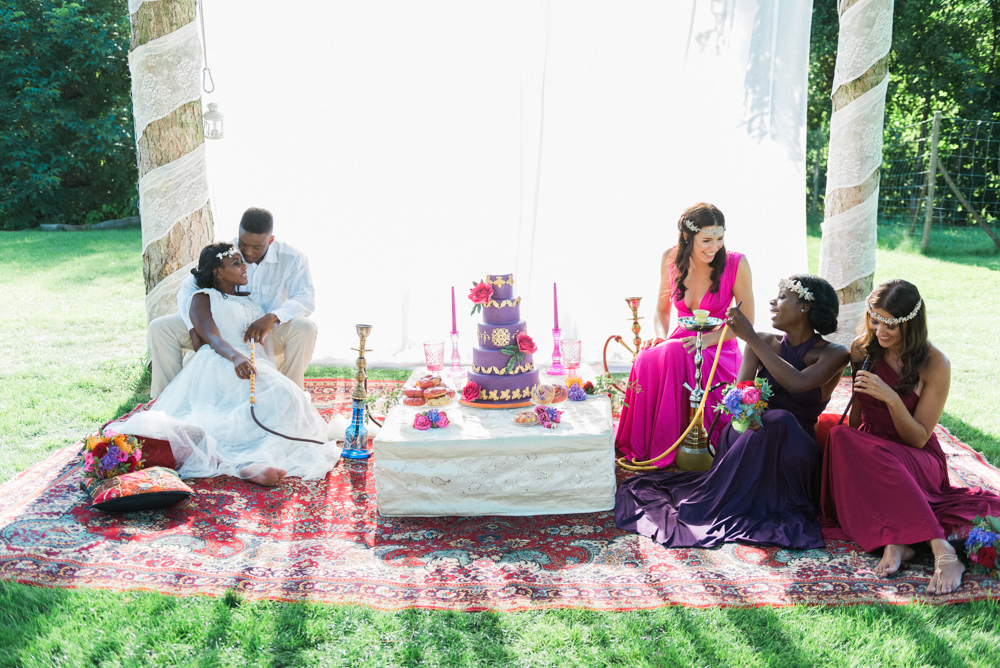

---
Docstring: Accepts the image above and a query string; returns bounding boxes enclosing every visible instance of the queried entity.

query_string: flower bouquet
[413,409,449,430]
[965,515,1000,578]
[713,377,773,433]
[82,431,144,481]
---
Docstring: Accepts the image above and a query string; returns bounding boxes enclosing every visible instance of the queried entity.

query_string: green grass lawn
[1,226,999,667]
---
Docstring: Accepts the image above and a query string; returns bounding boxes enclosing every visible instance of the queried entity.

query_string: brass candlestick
[342,324,373,460]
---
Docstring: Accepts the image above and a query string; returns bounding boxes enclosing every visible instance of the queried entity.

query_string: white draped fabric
[128,20,202,143]
[177,1,813,367]
[819,0,892,347]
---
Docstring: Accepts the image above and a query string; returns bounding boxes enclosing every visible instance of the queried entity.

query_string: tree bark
[130,0,214,297]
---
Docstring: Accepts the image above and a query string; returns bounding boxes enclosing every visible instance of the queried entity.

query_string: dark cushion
[87,466,192,512]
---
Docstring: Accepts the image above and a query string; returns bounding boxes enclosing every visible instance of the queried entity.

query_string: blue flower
[723,389,744,415]
[426,409,441,423]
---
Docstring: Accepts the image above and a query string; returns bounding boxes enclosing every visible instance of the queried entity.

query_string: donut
[417,374,442,389]
[403,396,426,406]
[426,395,450,406]
[552,385,569,403]
[531,384,555,404]
[403,386,424,398]
[445,388,456,398]
[424,386,447,399]
[515,411,538,424]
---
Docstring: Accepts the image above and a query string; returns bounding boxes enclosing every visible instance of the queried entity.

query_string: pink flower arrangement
[534,405,563,429]
[516,331,537,354]
[468,280,494,315]
[82,431,144,481]
[413,409,449,430]
[714,377,773,433]
[462,381,481,402]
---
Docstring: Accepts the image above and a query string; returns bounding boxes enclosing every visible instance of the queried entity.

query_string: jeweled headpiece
[682,218,725,237]
[216,247,238,261]
[779,278,814,302]
[866,297,923,326]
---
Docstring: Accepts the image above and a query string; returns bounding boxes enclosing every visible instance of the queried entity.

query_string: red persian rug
[2,378,999,611]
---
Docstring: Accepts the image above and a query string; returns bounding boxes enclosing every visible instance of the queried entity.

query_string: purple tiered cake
[462,274,540,408]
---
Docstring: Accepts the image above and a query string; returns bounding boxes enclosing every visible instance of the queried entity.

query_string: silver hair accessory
[778,278,814,302]
[867,297,923,326]
[216,247,238,260]
[682,218,700,233]
[683,218,725,237]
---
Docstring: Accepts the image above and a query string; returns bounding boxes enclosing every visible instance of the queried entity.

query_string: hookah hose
[248,339,325,445]
[616,323,730,472]
[838,353,872,425]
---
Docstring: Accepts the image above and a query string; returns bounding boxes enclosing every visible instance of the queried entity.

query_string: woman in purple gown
[820,279,1000,595]
[616,275,849,548]
[615,203,754,467]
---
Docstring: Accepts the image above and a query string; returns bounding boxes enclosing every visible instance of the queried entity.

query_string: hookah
[341,324,373,460]
[614,303,738,472]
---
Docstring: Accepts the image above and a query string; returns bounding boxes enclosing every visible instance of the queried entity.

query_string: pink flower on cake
[413,414,432,430]
[516,332,537,354]
[468,281,494,315]
[462,381,481,402]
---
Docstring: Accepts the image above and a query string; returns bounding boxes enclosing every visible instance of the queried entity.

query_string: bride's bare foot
[927,540,965,595]
[241,465,287,487]
[874,544,916,577]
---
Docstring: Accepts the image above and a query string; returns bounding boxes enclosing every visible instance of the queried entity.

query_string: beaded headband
[778,278,814,302]
[866,297,923,326]
[216,247,238,260]
[682,218,725,236]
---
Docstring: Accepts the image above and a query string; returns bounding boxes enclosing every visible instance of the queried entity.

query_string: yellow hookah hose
[249,339,256,404]
[616,324,730,472]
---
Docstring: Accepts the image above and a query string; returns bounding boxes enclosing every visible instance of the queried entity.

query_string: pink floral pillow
[86,466,192,512]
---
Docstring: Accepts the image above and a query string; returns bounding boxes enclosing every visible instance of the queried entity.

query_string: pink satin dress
[615,250,744,467]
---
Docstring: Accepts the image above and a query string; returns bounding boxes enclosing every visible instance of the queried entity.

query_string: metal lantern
[203,102,224,140]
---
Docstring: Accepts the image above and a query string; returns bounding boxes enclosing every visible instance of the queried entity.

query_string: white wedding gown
[117,289,340,480]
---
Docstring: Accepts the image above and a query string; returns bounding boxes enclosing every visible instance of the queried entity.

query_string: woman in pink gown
[820,279,1000,595]
[615,202,754,467]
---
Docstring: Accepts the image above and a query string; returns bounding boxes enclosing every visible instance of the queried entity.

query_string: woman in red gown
[615,202,754,467]
[820,279,1000,595]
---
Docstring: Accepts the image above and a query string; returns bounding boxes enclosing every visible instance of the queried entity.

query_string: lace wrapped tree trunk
[818,0,893,347]
[129,0,214,322]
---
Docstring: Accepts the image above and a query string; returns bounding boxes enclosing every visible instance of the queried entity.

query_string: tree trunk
[130,0,214,299]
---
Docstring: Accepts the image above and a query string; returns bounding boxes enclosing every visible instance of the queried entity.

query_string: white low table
[372,376,616,517]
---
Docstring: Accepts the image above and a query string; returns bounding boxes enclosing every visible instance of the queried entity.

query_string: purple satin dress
[615,335,827,549]
[615,250,743,467]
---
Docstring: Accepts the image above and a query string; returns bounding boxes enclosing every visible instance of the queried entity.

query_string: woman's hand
[233,354,257,380]
[724,305,753,340]
[640,337,666,351]
[853,369,895,403]
[679,335,698,354]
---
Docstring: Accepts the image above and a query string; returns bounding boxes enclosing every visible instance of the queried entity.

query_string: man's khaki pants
[148,314,317,397]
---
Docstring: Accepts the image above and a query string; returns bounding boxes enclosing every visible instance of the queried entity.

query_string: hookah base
[341,448,372,460]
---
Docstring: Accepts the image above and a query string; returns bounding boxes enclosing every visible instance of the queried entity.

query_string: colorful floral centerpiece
[82,431,144,481]
[467,280,494,315]
[413,409,450,430]
[713,377,773,433]
[534,405,563,429]
[965,515,1000,578]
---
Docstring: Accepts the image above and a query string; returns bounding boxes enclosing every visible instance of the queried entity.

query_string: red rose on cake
[462,381,481,402]
[468,281,494,312]
[516,331,537,354]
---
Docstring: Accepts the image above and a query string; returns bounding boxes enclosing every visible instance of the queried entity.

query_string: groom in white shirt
[148,207,318,397]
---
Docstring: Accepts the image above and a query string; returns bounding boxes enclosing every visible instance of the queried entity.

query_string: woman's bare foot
[926,539,965,595]
[241,465,287,487]
[874,544,916,577]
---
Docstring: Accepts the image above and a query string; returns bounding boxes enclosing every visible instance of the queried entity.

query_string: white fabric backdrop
[197,0,813,368]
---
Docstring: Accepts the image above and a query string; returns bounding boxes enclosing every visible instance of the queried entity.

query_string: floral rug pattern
[1,378,998,611]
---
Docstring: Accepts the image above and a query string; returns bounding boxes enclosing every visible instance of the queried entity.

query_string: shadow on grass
[940,412,1000,468]
[110,363,152,421]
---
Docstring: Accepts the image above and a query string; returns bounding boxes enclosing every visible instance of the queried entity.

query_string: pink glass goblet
[560,338,582,377]
[423,340,445,372]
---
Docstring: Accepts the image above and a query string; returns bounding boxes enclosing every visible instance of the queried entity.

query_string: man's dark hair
[239,207,274,235]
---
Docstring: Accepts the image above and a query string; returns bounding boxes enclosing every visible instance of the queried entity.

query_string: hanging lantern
[203,102,224,140]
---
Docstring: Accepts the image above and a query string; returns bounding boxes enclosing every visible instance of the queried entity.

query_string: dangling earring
[801,307,806,312]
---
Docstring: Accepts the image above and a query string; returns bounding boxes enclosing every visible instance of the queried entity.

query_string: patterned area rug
[2,378,999,611]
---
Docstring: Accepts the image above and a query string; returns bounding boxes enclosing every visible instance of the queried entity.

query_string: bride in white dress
[117,243,341,486]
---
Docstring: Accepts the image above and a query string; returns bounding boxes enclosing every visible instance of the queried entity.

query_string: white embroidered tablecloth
[372,374,616,517]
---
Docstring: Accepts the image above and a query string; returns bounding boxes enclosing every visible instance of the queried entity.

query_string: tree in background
[0,0,136,230]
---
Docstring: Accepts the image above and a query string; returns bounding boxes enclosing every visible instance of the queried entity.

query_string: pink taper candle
[553,282,559,329]
[451,286,457,332]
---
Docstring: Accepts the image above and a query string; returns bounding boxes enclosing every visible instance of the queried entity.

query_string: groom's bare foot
[241,465,287,487]
[874,544,915,577]
[927,541,964,595]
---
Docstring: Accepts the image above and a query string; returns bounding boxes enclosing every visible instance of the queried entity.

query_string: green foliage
[0,0,137,230]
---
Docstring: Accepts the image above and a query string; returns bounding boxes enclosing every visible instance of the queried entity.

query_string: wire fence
[808,115,1000,244]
